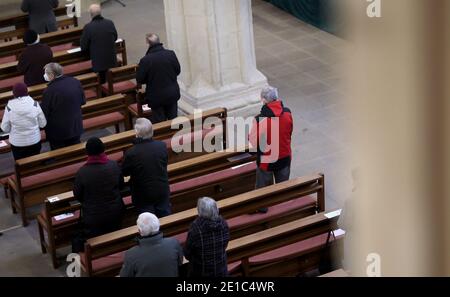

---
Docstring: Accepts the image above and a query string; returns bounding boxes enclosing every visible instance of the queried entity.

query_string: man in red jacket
[249,86,293,197]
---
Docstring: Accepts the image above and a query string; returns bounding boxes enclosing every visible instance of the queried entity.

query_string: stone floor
[0,0,354,276]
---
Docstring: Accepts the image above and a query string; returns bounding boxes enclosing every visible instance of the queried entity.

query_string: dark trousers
[11,142,42,160]
[98,70,107,84]
[255,165,291,189]
[136,198,171,218]
[151,103,178,124]
[49,136,81,151]
[255,166,290,213]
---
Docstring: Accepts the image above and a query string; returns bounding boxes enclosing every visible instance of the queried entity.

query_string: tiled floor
[0,0,354,276]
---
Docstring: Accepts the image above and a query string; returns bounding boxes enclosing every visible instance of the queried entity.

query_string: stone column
[163,0,268,117]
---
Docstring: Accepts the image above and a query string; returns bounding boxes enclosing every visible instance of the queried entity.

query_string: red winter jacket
[249,100,293,171]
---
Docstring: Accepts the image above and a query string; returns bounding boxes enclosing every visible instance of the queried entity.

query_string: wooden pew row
[0,72,101,119]
[0,8,78,43]
[0,27,83,60]
[0,39,128,86]
[0,93,131,154]
[38,158,258,268]
[0,7,77,38]
[7,108,228,226]
[80,176,326,276]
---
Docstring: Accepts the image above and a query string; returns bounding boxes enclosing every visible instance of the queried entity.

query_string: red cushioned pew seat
[9,152,123,191]
[83,112,125,130]
[0,75,24,91]
[80,251,125,275]
[63,60,92,76]
[51,43,75,52]
[101,81,137,95]
[84,89,98,100]
[0,55,16,64]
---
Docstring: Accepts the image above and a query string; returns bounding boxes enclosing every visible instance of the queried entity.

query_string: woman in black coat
[71,137,125,252]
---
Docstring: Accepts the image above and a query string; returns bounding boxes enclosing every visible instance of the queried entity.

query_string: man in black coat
[41,63,85,150]
[17,30,53,86]
[121,118,171,217]
[72,137,125,252]
[136,33,181,123]
[80,4,118,84]
[21,0,59,34]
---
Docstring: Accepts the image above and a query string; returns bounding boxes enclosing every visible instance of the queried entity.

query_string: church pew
[0,39,128,83]
[0,7,78,42]
[0,15,78,43]
[0,27,83,60]
[225,210,343,277]
[7,108,228,226]
[81,176,325,276]
[0,72,101,122]
[38,160,257,268]
[0,94,130,154]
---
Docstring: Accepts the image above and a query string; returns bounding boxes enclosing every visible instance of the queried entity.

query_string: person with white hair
[249,86,293,212]
[80,4,118,84]
[41,62,86,150]
[184,197,230,276]
[121,118,171,216]
[120,212,183,277]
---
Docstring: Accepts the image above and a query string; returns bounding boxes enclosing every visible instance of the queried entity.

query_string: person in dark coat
[136,33,181,123]
[17,30,53,86]
[41,63,85,150]
[21,0,59,34]
[121,118,171,217]
[80,4,118,84]
[71,137,125,252]
[120,212,183,277]
[184,197,230,277]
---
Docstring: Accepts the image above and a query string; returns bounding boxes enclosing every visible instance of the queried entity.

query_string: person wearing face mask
[17,30,53,86]
[1,83,46,160]
[41,63,86,150]
[136,33,181,123]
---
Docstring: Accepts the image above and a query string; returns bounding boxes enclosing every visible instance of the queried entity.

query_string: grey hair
[44,62,63,77]
[137,212,160,237]
[146,33,160,46]
[260,86,279,102]
[197,197,220,220]
[134,118,153,139]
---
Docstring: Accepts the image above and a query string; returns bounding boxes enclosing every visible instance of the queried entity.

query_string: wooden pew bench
[38,158,257,268]
[7,108,228,225]
[80,175,325,276]
[0,72,101,121]
[0,39,128,85]
[0,7,78,42]
[0,27,83,61]
[0,93,129,154]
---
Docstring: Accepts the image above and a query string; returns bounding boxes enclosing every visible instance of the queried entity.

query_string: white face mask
[44,73,51,82]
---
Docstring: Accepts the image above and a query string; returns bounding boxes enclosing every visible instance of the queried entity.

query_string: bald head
[89,4,101,18]
[146,33,160,47]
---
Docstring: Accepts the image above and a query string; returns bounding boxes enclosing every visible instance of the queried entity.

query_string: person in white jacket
[1,83,47,160]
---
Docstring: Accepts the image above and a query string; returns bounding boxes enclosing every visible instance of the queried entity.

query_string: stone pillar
[163,0,268,117]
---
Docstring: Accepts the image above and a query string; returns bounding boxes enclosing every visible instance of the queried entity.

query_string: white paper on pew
[116,38,123,43]
[0,140,7,147]
[324,209,341,219]
[54,213,74,221]
[333,229,346,237]
[227,153,252,163]
[67,47,81,54]
[48,196,60,203]
[231,161,253,170]
[142,104,151,112]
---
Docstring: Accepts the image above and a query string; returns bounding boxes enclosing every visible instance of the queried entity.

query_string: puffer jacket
[1,96,46,147]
